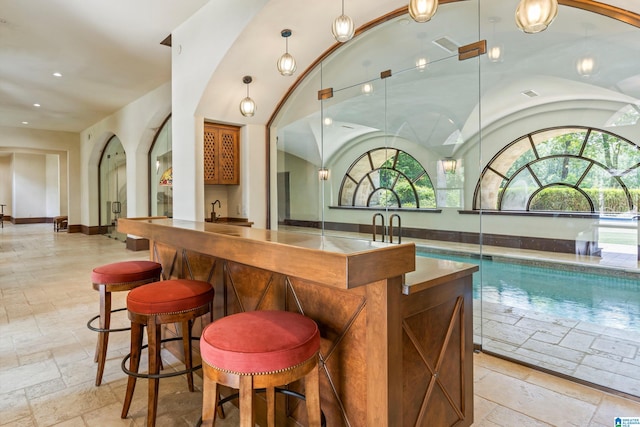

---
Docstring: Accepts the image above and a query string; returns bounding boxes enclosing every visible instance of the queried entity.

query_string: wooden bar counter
[118,218,478,427]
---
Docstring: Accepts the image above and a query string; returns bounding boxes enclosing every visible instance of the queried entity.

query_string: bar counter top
[119,217,477,292]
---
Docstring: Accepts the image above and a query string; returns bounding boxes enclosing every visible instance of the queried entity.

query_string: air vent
[432,36,460,53]
[522,89,539,98]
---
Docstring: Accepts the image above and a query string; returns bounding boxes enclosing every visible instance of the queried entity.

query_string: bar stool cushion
[201,310,320,375]
[91,260,162,284]
[127,279,213,315]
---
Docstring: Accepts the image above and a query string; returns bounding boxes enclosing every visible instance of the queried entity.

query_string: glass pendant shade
[277,52,296,76]
[487,45,503,62]
[515,0,558,34]
[409,0,438,23]
[361,82,374,95]
[576,56,596,77]
[332,14,354,42]
[416,57,428,71]
[239,97,256,117]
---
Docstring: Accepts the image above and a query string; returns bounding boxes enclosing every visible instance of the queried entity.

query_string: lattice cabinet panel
[203,126,218,183]
[203,123,240,185]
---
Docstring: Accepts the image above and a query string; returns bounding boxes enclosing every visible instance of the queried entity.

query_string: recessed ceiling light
[21,121,29,125]
[33,103,40,107]
[53,72,62,77]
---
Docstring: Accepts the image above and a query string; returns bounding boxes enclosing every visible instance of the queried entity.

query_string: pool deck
[477,300,640,398]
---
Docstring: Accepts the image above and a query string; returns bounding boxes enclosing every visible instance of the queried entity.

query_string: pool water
[417,250,640,332]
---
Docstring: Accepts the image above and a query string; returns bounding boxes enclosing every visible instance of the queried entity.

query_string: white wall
[0,126,78,223]
[45,154,60,217]
[13,153,46,218]
[171,0,269,222]
[79,83,171,227]
[0,156,11,217]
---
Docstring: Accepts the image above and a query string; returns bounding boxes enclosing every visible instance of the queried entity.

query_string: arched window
[339,148,435,208]
[475,127,640,214]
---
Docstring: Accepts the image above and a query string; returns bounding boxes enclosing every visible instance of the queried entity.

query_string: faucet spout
[211,200,221,221]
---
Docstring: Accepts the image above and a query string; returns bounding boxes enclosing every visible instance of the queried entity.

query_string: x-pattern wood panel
[402,296,464,426]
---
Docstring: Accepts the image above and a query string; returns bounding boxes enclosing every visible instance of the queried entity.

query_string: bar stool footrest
[121,336,202,379]
[87,307,131,333]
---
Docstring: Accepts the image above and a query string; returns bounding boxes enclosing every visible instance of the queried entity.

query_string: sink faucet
[211,200,221,222]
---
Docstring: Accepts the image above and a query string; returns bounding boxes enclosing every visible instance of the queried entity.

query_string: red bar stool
[87,260,163,386]
[120,279,214,427]
[199,310,323,427]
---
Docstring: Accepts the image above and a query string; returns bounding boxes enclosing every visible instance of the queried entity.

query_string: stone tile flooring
[477,300,640,398]
[1,223,639,426]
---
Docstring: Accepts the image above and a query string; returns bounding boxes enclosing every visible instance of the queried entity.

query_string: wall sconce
[332,0,354,43]
[515,0,558,34]
[361,82,374,95]
[408,0,438,23]
[277,29,296,76]
[441,158,457,174]
[318,167,329,180]
[323,117,333,126]
[239,76,256,117]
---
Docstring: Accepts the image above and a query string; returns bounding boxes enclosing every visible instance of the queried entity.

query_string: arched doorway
[98,136,127,241]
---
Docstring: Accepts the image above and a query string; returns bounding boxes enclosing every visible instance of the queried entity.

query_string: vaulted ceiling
[1,0,638,141]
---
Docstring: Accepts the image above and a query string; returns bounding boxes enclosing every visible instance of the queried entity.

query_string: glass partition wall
[271,0,640,398]
[99,135,127,242]
[149,116,173,217]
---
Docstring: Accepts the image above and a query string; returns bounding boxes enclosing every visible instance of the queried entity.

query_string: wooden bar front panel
[150,242,472,427]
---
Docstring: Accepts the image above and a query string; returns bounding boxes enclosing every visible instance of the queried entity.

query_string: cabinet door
[203,124,218,184]
[204,123,240,185]
[217,126,239,185]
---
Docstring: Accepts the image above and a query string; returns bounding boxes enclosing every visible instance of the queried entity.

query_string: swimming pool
[417,249,640,332]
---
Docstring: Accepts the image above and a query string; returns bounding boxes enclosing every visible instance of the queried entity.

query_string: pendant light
[487,17,503,63]
[515,0,558,34]
[239,76,256,117]
[361,82,374,95]
[332,0,354,43]
[408,0,438,23]
[576,56,596,77]
[277,29,296,76]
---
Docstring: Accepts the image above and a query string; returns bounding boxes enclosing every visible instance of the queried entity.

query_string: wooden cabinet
[204,123,240,185]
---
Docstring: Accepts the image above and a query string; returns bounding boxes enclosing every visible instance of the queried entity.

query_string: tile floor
[1,223,639,426]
